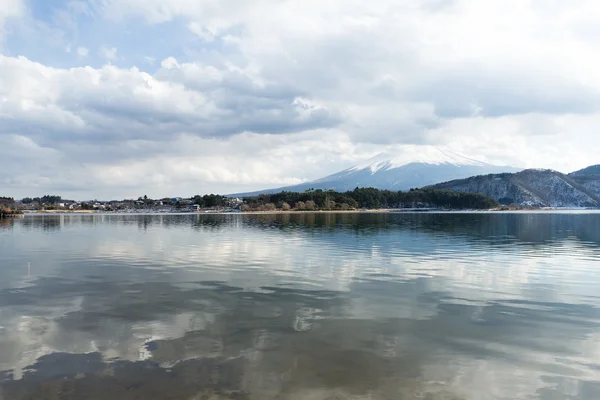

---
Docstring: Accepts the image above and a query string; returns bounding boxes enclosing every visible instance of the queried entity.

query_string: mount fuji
[233,146,521,196]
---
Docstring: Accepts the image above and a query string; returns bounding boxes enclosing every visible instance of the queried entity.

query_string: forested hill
[242,188,498,211]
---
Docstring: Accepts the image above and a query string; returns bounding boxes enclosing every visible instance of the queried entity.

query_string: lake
[1,212,600,400]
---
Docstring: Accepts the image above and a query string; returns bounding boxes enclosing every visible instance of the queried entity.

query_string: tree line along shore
[240,188,498,211]
[2,188,499,215]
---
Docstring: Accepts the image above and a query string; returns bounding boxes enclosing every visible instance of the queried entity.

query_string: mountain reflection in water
[1,212,600,400]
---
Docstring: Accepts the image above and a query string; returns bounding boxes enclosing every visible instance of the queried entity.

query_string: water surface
[1,212,600,399]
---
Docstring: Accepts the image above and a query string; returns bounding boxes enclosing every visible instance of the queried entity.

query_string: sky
[1,0,600,200]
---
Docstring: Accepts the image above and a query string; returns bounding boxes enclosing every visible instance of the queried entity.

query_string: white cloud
[0,0,24,21]
[0,0,25,17]
[0,55,337,147]
[0,54,344,198]
[77,46,88,57]
[91,0,600,140]
[99,45,117,61]
[0,0,24,44]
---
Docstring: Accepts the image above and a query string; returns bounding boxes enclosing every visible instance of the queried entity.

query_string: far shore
[23,210,96,214]
[19,208,600,216]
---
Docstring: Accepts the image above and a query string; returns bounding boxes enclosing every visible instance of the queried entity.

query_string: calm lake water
[1,212,600,400]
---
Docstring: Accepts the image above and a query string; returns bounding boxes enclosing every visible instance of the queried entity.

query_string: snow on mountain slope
[230,146,520,196]
[568,165,600,197]
[349,146,487,174]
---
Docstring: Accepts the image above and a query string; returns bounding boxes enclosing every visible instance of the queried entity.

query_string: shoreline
[22,210,96,214]
[19,208,600,216]
[0,212,24,218]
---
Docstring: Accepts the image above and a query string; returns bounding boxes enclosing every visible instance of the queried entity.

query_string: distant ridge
[568,165,600,197]
[570,165,600,176]
[430,169,600,208]
[230,145,520,197]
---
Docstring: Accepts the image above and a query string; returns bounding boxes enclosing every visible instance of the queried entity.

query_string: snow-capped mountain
[232,146,521,196]
[348,146,488,173]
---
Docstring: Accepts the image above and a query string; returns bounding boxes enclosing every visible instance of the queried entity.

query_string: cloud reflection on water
[1,213,600,399]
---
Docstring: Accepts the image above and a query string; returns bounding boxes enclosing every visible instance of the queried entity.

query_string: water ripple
[1,212,600,399]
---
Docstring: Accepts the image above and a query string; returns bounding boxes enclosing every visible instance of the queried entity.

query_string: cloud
[1,0,600,198]
[98,45,117,61]
[94,0,600,115]
[87,0,600,145]
[77,46,88,57]
[0,55,340,144]
[0,0,24,44]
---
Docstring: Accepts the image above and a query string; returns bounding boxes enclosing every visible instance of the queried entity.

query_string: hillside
[430,169,600,208]
[568,165,600,196]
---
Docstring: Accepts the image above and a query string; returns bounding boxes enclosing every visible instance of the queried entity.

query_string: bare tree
[261,203,277,211]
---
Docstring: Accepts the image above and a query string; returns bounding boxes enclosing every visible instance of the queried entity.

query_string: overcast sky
[1,0,600,199]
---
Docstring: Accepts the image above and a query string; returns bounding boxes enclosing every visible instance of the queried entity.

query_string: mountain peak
[229,145,520,197]
[349,145,488,174]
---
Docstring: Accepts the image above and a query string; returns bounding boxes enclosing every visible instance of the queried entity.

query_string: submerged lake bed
[1,212,600,399]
